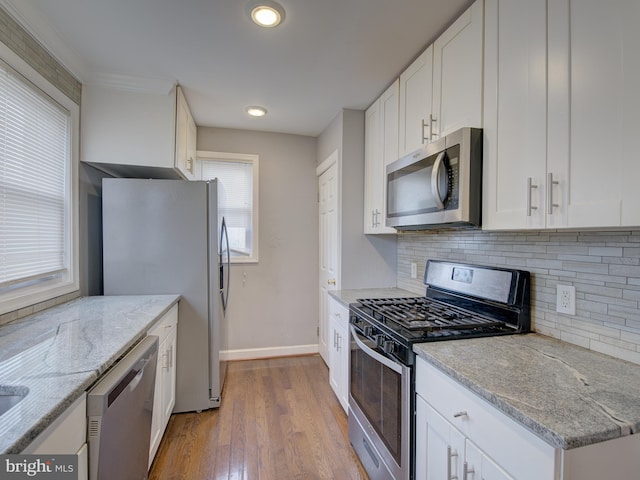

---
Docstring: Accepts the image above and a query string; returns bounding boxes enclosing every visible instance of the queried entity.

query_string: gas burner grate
[357,297,504,331]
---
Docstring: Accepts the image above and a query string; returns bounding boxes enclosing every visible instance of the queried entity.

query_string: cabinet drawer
[328,297,349,324]
[416,357,556,480]
[148,304,178,343]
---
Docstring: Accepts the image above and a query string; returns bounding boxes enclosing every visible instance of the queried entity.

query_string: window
[198,151,259,263]
[0,46,79,315]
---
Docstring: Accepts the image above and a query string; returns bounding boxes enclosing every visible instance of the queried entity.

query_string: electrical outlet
[556,285,576,315]
[411,263,418,279]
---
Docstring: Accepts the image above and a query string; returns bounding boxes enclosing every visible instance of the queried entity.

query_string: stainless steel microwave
[386,127,482,230]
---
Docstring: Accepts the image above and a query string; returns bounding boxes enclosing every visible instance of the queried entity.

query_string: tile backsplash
[398,230,640,365]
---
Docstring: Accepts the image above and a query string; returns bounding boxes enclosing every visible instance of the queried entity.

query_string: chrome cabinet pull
[526,177,538,216]
[463,461,475,480]
[447,445,459,480]
[371,210,376,228]
[453,411,467,418]
[429,114,438,139]
[547,172,559,215]
[421,119,428,144]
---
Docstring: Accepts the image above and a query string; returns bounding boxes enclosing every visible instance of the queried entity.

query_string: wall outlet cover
[410,263,417,279]
[556,285,576,315]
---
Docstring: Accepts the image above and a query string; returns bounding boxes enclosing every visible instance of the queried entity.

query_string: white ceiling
[4,0,473,136]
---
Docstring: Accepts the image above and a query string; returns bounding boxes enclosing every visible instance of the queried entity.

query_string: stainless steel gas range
[348,260,531,480]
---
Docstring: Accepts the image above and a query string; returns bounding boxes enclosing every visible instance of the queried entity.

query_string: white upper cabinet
[432,0,484,139]
[364,80,399,234]
[548,0,640,228]
[483,0,548,229]
[484,0,640,230]
[175,86,197,180]
[398,0,483,158]
[81,83,197,180]
[399,47,434,157]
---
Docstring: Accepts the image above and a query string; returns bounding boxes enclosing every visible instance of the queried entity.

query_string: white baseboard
[221,344,319,361]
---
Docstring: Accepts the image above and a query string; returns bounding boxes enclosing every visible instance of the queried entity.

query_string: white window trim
[0,42,80,315]
[197,150,259,264]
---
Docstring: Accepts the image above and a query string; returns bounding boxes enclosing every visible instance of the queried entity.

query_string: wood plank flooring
[149,355,369,480]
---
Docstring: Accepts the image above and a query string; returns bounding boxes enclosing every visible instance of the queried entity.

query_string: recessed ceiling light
[247,106,268,117]
[248,1,286,28]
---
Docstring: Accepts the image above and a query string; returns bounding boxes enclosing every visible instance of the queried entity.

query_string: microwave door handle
[431,151,447,210]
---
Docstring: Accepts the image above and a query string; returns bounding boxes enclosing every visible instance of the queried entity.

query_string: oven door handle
[350,325,403,374]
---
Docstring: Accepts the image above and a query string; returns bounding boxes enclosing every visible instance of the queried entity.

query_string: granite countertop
[414,334,640,450]
[329,287,421,306]
[0,294,180,453]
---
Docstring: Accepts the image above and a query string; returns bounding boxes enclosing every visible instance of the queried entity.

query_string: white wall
[317,109,397,289]
[198,127,319,359]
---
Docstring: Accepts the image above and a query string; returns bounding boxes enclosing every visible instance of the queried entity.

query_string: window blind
[200,159,253,254]
[0,60,70,288]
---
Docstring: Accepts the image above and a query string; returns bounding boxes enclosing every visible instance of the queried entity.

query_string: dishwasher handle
[87,335,159,416]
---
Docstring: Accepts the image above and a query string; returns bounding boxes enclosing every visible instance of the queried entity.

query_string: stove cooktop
[351,296,519,345]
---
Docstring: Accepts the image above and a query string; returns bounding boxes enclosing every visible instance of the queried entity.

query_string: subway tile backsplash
[398,230,640,365]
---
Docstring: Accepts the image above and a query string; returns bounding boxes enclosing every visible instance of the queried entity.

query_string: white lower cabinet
[415,394,513,480]
[415,356,640,480]
[22,394,88,480]
[328,296,349,413]
[148,304,178,468]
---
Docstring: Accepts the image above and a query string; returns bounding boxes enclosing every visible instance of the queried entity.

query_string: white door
[318,157,339,364]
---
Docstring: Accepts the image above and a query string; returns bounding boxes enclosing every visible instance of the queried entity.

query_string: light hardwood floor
[149,355,369,479]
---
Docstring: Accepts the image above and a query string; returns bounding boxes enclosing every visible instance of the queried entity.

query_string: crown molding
[0,0,87,82]
[85,72,176,95]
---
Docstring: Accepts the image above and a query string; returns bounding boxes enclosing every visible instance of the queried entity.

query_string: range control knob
[374,334,385,347]
[382,340,396,354]
[363,325,373,336]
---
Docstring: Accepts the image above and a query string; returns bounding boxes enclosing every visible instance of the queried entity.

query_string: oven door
[349,325,411,480]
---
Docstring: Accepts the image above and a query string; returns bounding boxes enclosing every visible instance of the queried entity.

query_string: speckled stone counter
[414,333,640,450]
[0,294,180,454]
[329,287,421,307]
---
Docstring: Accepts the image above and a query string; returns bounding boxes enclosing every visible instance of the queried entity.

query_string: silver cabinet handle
[371,210,376,228]
[447,445,459,480]
[430,113,438,139]
[526,177,538,216]
[453,411,467,418]
[421,119,428,144]
[463,462,475,480]
[547,172,559,215]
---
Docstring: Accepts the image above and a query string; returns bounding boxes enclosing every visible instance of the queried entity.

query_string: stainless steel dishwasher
[87,335,158,480]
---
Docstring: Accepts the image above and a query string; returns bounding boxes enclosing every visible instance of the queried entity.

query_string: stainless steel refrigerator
[102,178,230,412]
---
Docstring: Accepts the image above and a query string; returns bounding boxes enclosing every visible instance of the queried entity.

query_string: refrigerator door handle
[220,217,230,313]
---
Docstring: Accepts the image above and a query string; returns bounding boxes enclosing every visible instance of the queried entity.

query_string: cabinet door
[482,0,547,230]
[328,314,340,399]
[175,86,195,180]
[364,81,399,234]
[548,0,639,228]
[149,335,167,467]
[162,325,178,420]
[465,440,514,480]
[364,98,381,234]
[399,47,433,156]
[432,0,484,139]
[415,395,464,480]
[335,312,349,413]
